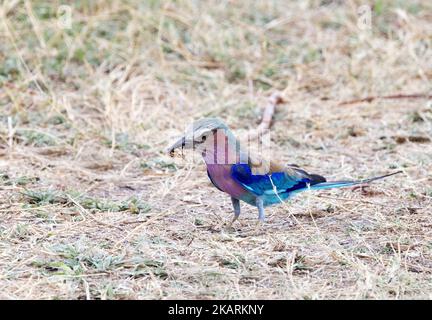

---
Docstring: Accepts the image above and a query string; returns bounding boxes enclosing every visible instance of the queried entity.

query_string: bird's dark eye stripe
[193,138,205,145]
[193,135,207,144]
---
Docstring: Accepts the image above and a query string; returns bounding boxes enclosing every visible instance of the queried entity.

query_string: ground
[0,0,431,299]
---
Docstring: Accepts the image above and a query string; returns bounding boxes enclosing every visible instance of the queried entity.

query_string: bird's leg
[228,197,240,228]
[244,197,265,235]
[256,197,265,224]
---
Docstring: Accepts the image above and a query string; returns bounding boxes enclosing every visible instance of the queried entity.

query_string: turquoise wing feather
[231,164,310,195]
[230,163,313,206]
[230,163,401,207]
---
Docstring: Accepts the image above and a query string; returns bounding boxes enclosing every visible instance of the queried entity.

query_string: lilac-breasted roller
[167,118,401,226]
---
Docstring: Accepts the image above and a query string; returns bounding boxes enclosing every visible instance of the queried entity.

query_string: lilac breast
[206,164,247,199]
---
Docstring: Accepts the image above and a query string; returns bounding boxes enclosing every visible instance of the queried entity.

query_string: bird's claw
[255,219,263,230]
[243,219,264,236]
[226,215,239,229]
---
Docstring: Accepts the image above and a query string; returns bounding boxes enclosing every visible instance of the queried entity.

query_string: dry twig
[338,93,432,106]
[248,92,284,139]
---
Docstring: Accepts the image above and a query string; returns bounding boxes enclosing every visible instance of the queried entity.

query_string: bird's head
[167,118,229,156]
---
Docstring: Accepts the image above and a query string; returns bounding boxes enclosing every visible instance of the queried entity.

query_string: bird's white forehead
[186,118,227,134]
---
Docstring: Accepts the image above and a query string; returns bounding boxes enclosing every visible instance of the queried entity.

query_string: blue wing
[230,163,312,206]
[231,163,401,207]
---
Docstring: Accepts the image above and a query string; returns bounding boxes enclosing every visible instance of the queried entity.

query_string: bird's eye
[201,135,207,142]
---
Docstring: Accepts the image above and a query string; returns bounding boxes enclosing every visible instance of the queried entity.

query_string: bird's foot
[254,219,264,232]
[224,224,238,233]
[224,215,239,232]
[241,220,265,236]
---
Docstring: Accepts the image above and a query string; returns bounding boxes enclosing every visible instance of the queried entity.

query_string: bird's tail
[309,171,402,191]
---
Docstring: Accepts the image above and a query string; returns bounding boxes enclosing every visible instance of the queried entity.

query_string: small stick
[249,92,284,139]
[7,116,14,152]
[338,93,432,106]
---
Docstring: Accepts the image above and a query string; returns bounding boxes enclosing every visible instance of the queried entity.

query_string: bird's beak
[167,136,186,156]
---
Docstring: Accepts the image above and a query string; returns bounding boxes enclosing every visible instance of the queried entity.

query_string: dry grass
[0,0,431,299]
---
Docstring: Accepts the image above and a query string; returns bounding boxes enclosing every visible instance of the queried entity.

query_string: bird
[167,118,402,226]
